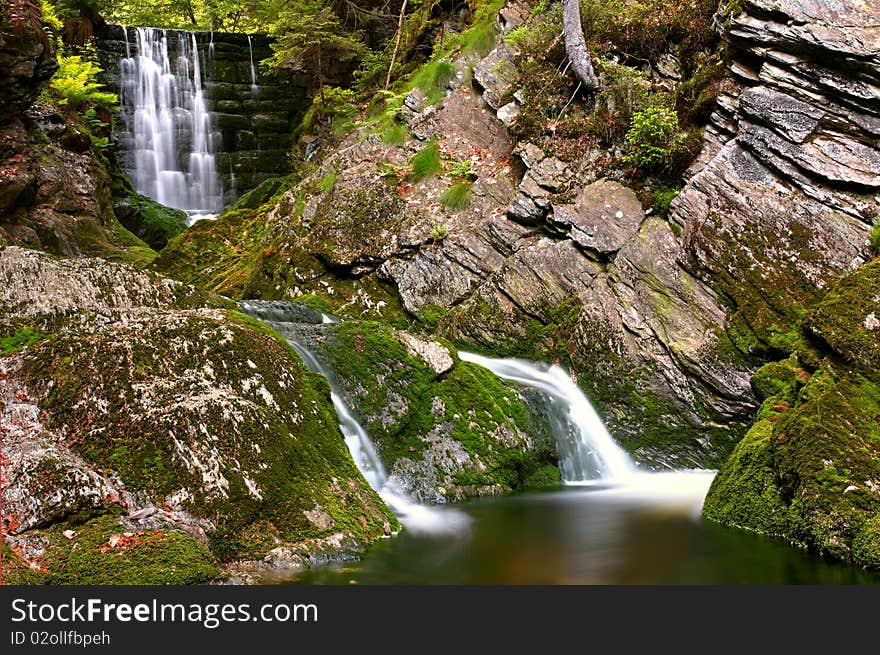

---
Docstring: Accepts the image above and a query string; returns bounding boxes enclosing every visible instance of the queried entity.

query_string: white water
[459,351,715,514]
[119,27,222,219]
[239,301,467,534]
[247,35,259,97]
[459,351,635,483]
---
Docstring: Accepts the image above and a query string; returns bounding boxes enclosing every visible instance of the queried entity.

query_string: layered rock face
[156,0,877,474]
[700,0,880,568]
[674,0,878,350]
[0,247,396,583]
[95,27,312,204]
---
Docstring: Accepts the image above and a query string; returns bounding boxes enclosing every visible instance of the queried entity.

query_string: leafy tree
[264,0,366,95]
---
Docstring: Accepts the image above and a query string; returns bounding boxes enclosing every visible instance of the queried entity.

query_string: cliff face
[699,0,880,568]
[155,0,877,480]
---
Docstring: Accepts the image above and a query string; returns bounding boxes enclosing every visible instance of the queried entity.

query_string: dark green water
[270,475,879,585]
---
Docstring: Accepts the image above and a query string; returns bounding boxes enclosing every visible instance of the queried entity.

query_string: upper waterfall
[118,26,222,219]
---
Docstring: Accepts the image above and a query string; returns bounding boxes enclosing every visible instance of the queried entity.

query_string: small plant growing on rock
[408,141,443,181]
[440,182,473,211]
[623,104,685,172]
[430,223,450,242]
[448,158,477,181]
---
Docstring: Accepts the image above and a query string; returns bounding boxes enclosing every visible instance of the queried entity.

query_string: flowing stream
[119,27,222,222]
[240,301,878,584]
[239,301,467,535]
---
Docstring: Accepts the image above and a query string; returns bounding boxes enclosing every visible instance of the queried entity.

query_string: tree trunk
[385,0,409,90]
[561,0,599,91]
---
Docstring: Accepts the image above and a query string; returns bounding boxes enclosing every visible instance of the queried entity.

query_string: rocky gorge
[1,0,879,581]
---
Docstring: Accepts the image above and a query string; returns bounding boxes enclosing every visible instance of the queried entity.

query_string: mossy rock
[112,189,188,251]
[33,514,220,585]
[803,259,880,381]
[705,366,880,567]
[702,419,791,536]
[315,320,559,499]
[18,309,398,561]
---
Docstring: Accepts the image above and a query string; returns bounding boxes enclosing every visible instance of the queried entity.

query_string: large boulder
[0,248,397,583]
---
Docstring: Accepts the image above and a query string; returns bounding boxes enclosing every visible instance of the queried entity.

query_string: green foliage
[1,327,48,355]
[49,53,117,112]
[265,0,366,91]
[447,158,476,180]
[411,60,456,105]
[295,86,359,141]
[429,223,449,241]
[440,182,472,211]
[408,140,443,181]
[871,218,880,255]
[623,104,684,171]
[651,186,680,217]
[381,122,409,146]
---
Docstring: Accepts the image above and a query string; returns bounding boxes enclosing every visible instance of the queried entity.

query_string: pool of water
[267,472,879,585]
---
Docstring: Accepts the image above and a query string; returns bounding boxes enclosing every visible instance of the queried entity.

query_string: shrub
[430,223,450,241]
[624,104,684,171]
[440,182,473,211]
[408,141,443,181]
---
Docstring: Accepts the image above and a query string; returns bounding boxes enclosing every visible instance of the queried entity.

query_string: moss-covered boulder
[0,248,397,583]
[111,179,188,250]
[704,260,880,570]
[301,320,560,501]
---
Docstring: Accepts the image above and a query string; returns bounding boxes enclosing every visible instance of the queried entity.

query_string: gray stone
[496,101,520,126]
[473,46,518,110]
[550,179,645,255]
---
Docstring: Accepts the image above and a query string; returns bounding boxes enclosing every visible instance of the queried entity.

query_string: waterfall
[458,352,636,484]
[119,26,222,221]
[239,301,468,534]
[247,35,259,97]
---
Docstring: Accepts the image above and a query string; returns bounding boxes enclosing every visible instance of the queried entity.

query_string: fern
[50,53,117,111]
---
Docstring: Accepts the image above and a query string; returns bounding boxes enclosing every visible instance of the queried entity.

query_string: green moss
[803,259,880,381]
[0,541,47,585]
[411,61,456,105]
[853,515,880,570]
[702,419,790,536]
[33,514,219,585]
[19,312,398,562]
[0,326,47,355]
[228,176,291,211]
[317,321,559,494]
[871,220,880,255]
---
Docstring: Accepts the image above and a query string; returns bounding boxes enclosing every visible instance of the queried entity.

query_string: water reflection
[272,476,879,585]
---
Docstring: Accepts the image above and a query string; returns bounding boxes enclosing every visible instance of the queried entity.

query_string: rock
[473,45,518,110]
[62,530,76,540]
[656,53,682,80]
[496,101,520,127]
[0,248,398,581]
[397,331,455,375]
[128,507,158,521]
[549,179,645,255]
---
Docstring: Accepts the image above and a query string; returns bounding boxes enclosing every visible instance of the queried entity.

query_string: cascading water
[119,26,223,222]
[458,352,635,483]
[459,351,715,516]
[239,301,468,534]
[247,35,259,97]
